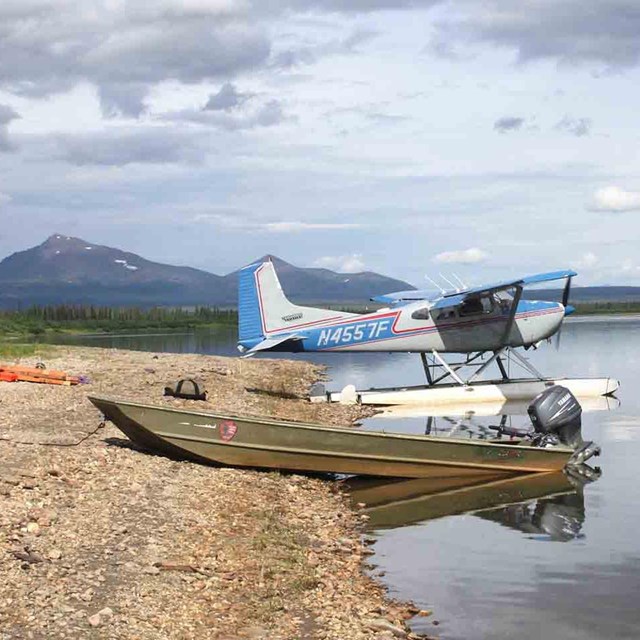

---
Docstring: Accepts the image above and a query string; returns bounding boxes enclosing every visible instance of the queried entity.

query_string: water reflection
[345,467,598,535]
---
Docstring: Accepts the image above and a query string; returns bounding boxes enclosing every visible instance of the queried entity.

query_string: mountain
[0,235,414,308]
[221,255,413,304]
[0,234,230,307]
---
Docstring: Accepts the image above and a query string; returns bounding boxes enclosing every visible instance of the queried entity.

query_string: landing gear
[418,347,546,388]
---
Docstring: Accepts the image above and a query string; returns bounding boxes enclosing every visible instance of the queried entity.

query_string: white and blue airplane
[237,259,576,385]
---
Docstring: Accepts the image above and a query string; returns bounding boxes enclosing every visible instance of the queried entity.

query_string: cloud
[555,116,591,137]
[264,222,364,232]
[589,186,640,212]
[191,214,365,233]
[0,105,19,125]
[98,83,150,119]
[0,104,20,151]
[0,2,270,115]
[204,83,254,111]
[577,252,598,268]
[165,98,291,130]
[56,128,208,166]
[433,1,640,70]
[494,116,525,133]
[272,27,379,69]
[433,248,488,264]
[313,254,366,273]
[366,112,409,124]
[267,1,438,11]
[0,192,11,207]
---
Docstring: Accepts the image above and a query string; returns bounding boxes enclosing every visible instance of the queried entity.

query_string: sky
[1,0,640,287]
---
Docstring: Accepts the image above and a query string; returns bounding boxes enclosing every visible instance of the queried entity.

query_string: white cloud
[190,215,364,233]
[313,253,366,273]
[589,186,640,212]
[433,248,488,264]
[263,222,364,233]
[0,192,10,206]
[620,259,640,274]
[577,252,598,268]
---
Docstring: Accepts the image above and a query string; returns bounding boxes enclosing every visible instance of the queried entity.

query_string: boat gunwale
[87,394,574,455]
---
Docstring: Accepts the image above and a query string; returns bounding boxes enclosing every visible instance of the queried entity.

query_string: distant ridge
[1,235,639,309]
[0,234,414,308]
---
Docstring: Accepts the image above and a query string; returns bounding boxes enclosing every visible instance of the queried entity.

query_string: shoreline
[0,346,429,640]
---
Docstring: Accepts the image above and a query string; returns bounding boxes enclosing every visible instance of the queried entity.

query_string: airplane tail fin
[237,260,353,351]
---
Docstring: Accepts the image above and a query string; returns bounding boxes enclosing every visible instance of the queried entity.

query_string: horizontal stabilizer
[240,334,303,358]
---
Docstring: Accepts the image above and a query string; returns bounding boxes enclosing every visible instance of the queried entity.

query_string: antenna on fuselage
[424,274,446,295]
[439,273,459,292]
[452,273,467,289]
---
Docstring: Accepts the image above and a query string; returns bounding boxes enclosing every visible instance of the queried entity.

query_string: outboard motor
[527,385,600,464]
[528,385,582,448]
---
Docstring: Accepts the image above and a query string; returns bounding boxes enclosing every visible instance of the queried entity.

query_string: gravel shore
[0,347,429,640]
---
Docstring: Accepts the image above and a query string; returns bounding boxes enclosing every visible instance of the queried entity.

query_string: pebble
[87,613,102,627]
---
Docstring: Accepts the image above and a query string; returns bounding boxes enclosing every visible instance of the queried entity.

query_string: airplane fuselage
[239,299,566,354]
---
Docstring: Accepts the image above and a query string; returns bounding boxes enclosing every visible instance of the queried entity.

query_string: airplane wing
[374,270,577,307]
[240,334,304,358]
[436,270,577,301]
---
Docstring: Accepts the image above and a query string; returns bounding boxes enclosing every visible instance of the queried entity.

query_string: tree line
[0,305,238,335]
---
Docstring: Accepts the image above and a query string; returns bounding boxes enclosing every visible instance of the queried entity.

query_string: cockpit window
[411,307,430,320]
[459,295,494,317]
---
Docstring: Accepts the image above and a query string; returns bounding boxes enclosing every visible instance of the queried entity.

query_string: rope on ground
[0,421,107,447]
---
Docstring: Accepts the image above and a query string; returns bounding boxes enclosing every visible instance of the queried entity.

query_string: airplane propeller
[562,275,573,309]
[556,275,574,350]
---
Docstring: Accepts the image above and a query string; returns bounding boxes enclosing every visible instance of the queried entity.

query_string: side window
[481,296,494,313]
[436,309,457,321]
[459,297,483,317]
[460,295,494,317]
[411,307,430,320]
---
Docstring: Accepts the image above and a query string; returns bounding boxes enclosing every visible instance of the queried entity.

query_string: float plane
[236,260,618,401]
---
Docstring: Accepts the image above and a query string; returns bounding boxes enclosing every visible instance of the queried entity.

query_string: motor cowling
[527,385,583,448]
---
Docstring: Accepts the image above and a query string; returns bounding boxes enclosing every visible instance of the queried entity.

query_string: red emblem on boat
[220,420,238,441]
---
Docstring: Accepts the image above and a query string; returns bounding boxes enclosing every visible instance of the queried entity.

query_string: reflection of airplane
[237,261,618,402]
[370,395,620,419]
[344,467,599,534]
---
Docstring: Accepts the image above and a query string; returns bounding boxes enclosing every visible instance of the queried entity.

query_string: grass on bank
[0,342,52,359]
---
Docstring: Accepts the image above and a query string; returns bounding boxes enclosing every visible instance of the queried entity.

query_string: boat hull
[88,395,576,478]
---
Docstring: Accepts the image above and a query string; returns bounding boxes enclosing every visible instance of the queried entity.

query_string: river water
[35,316,640,639]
